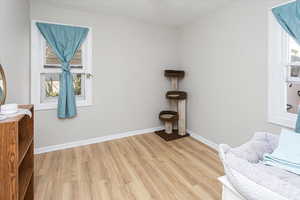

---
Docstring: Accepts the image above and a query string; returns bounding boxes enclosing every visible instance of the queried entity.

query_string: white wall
[3,0,288,148]
[30,1,180,148]
[0,0,30,104]
[180,0,289,146]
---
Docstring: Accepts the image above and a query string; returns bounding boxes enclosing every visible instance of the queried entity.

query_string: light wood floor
[34,133,224,200]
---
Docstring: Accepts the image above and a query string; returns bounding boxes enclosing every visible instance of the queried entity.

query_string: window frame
[268,11,298,128]
[31,20,93,110]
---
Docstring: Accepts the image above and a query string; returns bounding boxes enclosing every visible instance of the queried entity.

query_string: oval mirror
[0,65,7,105]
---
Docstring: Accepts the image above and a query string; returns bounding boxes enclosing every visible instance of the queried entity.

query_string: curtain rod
[271,0,296,9]
[31,19,91,29]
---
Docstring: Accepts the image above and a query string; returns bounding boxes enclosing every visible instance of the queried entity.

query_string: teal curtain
[273,1,300,44]
[36,22,89,118]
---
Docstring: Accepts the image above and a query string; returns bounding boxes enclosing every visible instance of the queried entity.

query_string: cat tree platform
[159,111,178,122]
[159,111,178,134]
[164,70,185,78]
[155,129,190,141]
[166,91,187,100]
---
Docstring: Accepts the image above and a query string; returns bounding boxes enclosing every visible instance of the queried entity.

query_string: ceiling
[36,0,235,26]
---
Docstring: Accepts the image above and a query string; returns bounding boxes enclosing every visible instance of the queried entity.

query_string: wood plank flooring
[34,133,224,200]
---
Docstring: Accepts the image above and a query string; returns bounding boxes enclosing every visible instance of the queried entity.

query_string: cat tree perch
[155,70,189,141]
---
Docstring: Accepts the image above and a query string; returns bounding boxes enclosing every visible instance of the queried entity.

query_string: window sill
[268,113,297,129]
[34,101,93,111]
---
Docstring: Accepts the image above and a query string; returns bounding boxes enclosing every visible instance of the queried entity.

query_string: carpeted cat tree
[155,70,189,141]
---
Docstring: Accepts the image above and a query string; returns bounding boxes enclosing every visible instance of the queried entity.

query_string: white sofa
[219,132,300,200]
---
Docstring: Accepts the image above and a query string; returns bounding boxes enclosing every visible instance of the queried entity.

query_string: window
[31,21,93,110]
[41,73,85,103]
[286,38,300,115]
[269,11,299,128]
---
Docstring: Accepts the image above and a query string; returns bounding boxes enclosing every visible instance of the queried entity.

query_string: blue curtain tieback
[62,62,71,72]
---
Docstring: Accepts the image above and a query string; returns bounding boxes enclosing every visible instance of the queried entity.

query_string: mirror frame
[0,64,7,105]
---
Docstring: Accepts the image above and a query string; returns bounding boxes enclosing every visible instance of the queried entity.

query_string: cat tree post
[165,121,173,134]
[170,77,178,130]
[170,77,178,112]
[171,77,178,90]
[178,99,186,136]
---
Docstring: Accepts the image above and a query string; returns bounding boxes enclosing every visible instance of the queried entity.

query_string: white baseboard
[188,129,219,151]
[35,126,163,154]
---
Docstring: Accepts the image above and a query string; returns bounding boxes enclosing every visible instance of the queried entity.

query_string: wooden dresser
[0,105,34,200]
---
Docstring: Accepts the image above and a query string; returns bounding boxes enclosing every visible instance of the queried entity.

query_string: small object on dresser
[1,103,18,114]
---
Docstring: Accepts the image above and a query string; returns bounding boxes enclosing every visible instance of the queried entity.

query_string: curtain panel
[36,22,89,119]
